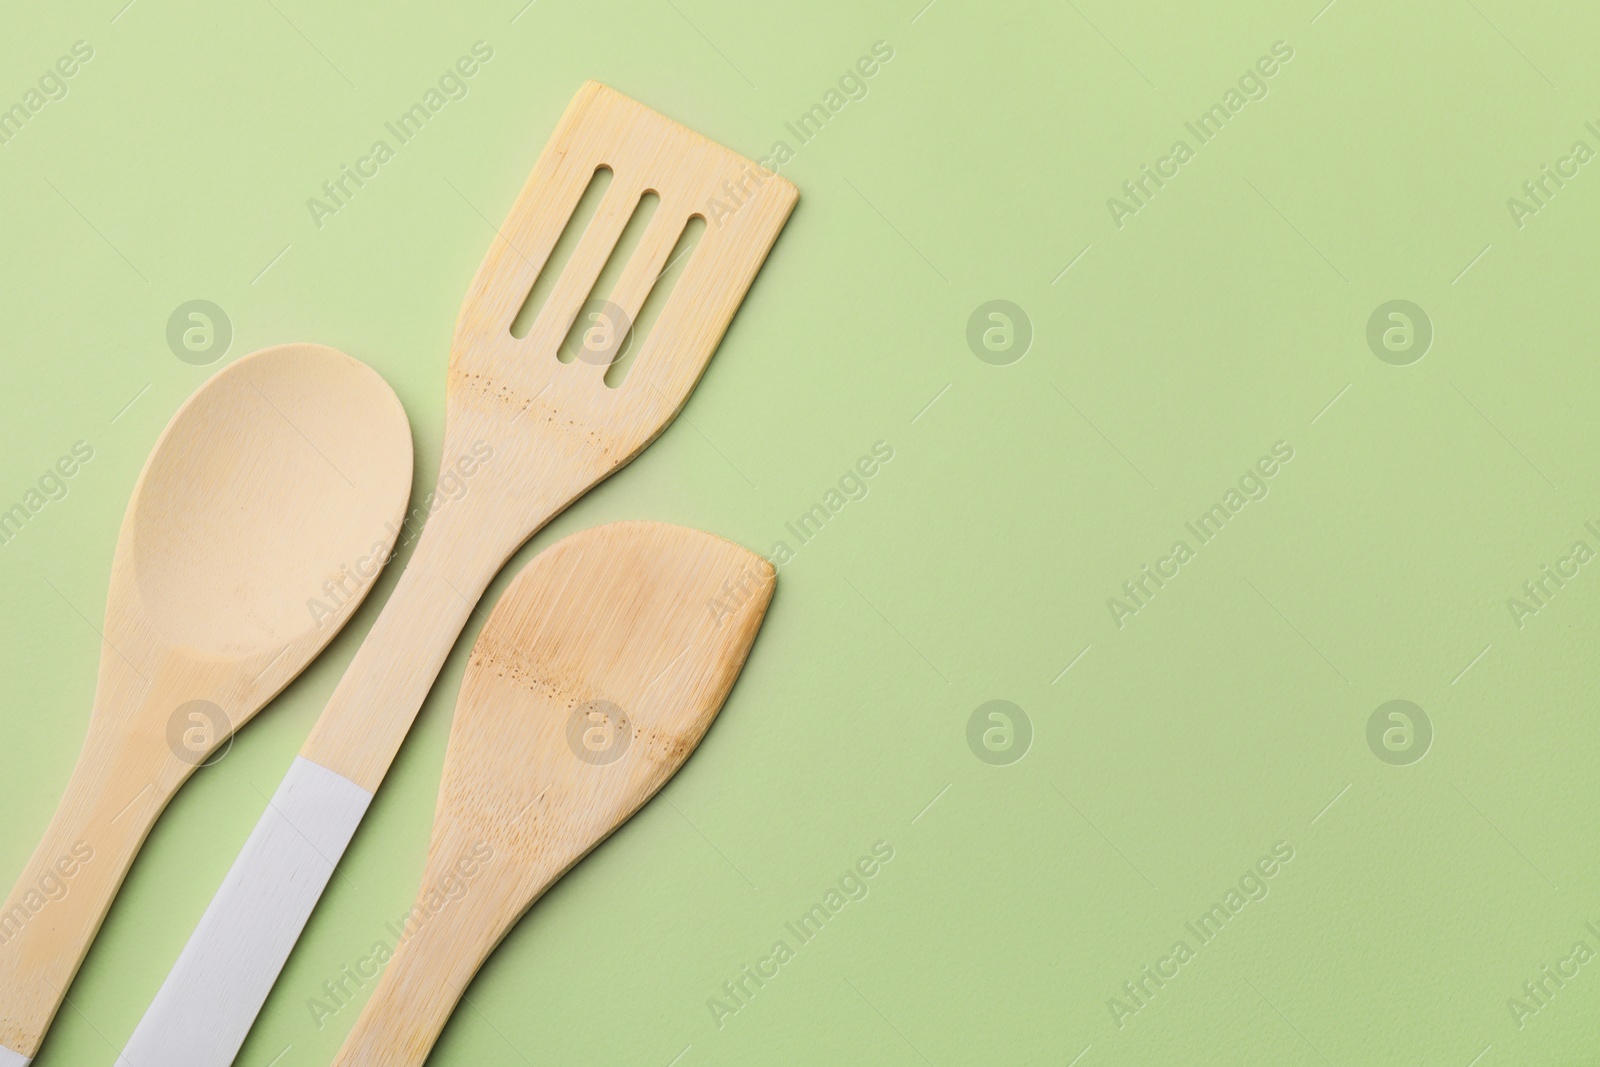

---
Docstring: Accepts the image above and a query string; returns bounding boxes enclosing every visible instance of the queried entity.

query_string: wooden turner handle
[328,827,538,1067]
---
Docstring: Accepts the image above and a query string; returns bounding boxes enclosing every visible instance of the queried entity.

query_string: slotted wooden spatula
[118,82,796,1067]
[330,521,773,1066]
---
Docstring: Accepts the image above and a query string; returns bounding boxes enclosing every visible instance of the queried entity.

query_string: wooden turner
[330,521,774,1066]
[119,82,796,1067]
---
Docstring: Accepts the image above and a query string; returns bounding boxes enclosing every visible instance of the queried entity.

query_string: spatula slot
[558,190,660,365]
[508,165,613,340]
[605,215,707,388]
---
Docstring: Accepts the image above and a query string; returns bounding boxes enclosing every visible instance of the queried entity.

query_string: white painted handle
[116,758,370,1067]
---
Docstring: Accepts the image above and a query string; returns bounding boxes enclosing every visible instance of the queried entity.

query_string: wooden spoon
[330,521,774,1066]
[0,344,413,1064]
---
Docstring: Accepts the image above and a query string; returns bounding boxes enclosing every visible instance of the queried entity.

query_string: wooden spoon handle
[329,834,527,1067]
[0,723,188,1058]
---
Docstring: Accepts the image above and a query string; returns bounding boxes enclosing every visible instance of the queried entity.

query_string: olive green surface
[3,0,1599,1063]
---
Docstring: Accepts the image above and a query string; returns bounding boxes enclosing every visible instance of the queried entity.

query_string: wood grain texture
[0,344,413,1060]
[301,79,797,792]
[331,521,774,1067]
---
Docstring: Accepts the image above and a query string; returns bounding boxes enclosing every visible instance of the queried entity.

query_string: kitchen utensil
[0,343,413,1065]
[331,520,773,1065]
[118,80,796,1067]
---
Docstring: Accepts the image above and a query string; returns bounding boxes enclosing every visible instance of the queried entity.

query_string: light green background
[2,0,1599,1063]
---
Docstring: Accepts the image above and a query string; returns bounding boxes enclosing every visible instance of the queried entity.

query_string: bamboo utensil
[0,343,413,1065]
[331,521,773,1066]
[119,81,797,1067]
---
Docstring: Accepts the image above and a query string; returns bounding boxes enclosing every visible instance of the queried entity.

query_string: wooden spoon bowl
[128,344,413,660]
